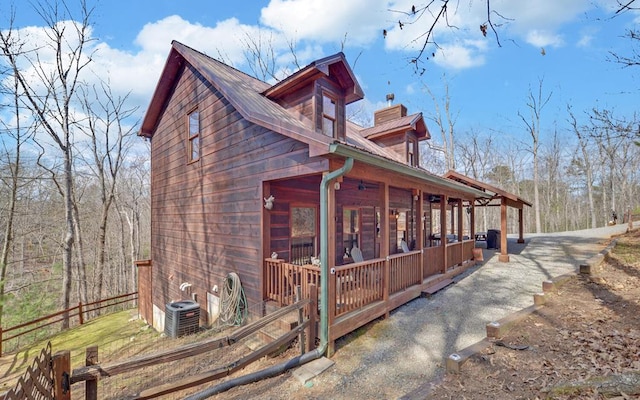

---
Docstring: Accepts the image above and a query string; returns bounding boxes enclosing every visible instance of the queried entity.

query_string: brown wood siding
[276,84,314,121]
[150,63,327,319]
[374,135,407,163]
[374,104,407,125]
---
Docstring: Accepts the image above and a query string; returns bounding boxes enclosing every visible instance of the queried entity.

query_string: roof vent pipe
[386,93,394,107]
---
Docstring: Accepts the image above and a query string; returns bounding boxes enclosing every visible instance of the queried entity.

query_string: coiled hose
[219,272,247,326]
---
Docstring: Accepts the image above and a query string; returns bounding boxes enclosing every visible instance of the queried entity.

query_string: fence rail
[70,296,314,400]
[0,292,138,356]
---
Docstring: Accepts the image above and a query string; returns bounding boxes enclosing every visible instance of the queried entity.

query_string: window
[408,139,417,166]
[291,206,316,265]
[343,208,360,257]
[322,94,336,137]
[397,211,407,251]
[188,109,200,162]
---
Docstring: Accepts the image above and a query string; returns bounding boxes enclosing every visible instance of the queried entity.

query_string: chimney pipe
[386,93,394,107]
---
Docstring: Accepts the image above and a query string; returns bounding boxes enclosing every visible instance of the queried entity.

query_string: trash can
[487,229,501,249]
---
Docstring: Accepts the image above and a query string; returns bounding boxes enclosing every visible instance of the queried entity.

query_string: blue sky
[2,0,639,159]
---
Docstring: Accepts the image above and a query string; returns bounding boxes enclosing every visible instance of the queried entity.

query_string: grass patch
[0,309,159,390]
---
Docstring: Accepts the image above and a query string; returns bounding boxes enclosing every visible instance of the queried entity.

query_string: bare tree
[386,1,508,73]
[422,75,457,171]
[589,107,638,223]
[456,130,496,232]
[77,82,137,300]
[518,78,551,233]
[238,29,303,82]
[116,155,150,293]
[567,105,598,228]
[0,62,36,326]
[0,0,95,326]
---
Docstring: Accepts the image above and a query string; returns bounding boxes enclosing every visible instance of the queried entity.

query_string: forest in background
[0,0,638,341]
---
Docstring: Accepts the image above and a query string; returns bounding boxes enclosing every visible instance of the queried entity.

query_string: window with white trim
[188,109,200,162]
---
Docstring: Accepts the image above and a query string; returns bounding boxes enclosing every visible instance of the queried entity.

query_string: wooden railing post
[53,350,71,400]
[85,345,99,400]
[307,284,317,352]
[295,286,305,355]
[383,256,390,318]
[78,302,84,325]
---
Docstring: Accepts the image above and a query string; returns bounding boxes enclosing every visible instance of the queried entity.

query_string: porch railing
[264,259,320,306]
[265,242,476,317]
[423,246,443,276]
[334,259,385,317]
[389,251,422,295]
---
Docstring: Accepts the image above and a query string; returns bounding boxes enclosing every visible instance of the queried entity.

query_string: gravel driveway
[227,224,630,400]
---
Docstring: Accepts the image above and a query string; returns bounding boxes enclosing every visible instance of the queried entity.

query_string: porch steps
[421,278,454,298]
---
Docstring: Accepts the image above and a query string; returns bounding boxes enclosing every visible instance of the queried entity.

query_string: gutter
[184,158,354,400]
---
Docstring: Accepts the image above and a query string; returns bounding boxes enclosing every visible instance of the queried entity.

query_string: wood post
[517,208,525,244]
[85,345,99,400]
[499,197,509,262]
[307,284,317,353]
[78,302,84,325]
[440,195,448,273]
[296,286,305,355]
[53,350,71,400]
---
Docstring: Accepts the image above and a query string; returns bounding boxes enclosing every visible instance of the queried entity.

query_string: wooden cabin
[139,41,490,349]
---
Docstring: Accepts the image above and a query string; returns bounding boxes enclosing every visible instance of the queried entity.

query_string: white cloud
[525,30,565,48]
[260,0,388,47]
[382,0,595,65]
[577,34,594,48]
[433,41,487,70]
[134,15,270,66]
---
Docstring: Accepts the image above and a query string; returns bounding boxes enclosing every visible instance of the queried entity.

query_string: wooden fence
[69,295,315,400]
[2,342,72,400]
[0,292,138,356]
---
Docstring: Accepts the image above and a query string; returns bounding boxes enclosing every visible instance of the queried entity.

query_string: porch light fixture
[334,182,341,190]
[358,180,366,190]
[264,195,275,210]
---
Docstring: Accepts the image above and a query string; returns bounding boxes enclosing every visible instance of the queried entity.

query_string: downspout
[184,158,354,400]
[318,157,354,354]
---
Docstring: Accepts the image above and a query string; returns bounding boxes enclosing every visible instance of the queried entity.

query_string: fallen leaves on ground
[428,229,640,399]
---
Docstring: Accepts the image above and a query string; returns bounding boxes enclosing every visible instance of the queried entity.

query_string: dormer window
[408,137,418,166]
[322,93,337,137]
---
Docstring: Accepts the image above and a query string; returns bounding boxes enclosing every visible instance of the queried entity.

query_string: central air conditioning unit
[164,300,200,338]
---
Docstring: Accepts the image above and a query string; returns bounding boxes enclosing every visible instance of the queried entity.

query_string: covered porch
[262,148,490,352]
[444,170,533,263]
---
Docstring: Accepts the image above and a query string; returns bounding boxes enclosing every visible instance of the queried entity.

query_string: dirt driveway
[204,224,631,400]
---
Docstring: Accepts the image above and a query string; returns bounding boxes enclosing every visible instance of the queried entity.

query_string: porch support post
[261,181,271,302]
[499,197,510,262]
[470,201,476,242]
[457,199,463,264]
[440,195,448,274]
[380,182,390,318]
[517,208,525,243]
[415,190,424,281]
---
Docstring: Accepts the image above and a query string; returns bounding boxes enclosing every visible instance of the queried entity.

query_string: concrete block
[293,357,335,384]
